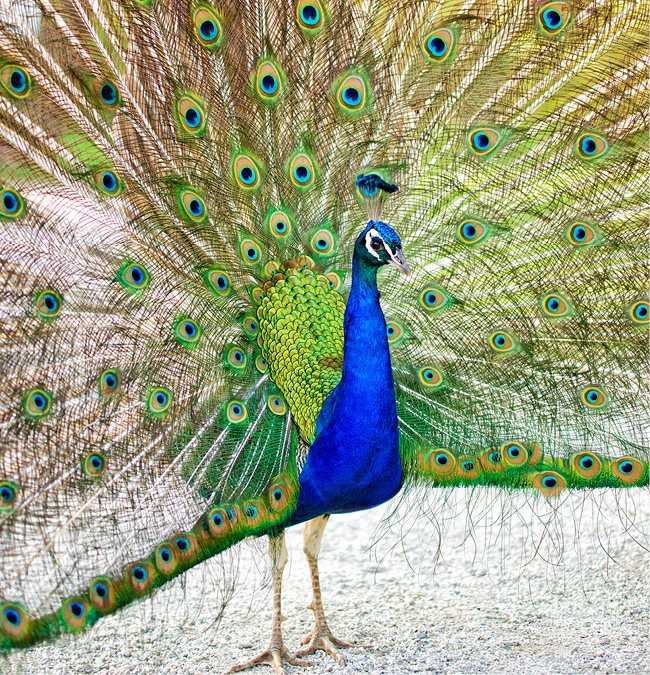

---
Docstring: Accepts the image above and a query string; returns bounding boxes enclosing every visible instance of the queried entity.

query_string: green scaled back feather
[0,0,648,651]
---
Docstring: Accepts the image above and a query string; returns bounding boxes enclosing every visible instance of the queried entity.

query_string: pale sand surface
[4,489,649,674]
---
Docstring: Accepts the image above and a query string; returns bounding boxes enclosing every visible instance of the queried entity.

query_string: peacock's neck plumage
[291,246,402,524]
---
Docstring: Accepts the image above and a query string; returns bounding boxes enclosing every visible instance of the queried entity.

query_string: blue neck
[291,251,403,523]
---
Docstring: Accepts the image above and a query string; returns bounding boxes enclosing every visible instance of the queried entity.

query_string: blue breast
[290,256,403,525]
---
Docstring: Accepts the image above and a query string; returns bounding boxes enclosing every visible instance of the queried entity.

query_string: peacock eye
[371,238,383,251]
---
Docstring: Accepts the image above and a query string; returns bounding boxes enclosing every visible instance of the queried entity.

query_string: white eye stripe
[364,230,382,260]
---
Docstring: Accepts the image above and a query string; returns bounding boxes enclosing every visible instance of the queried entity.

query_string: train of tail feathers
[0,0,648,672]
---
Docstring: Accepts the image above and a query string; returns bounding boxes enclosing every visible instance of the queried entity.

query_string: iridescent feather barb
[0,0,648,668]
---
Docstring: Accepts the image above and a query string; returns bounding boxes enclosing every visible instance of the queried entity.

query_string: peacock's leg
[226,532,312,675]
[295,515,368,665]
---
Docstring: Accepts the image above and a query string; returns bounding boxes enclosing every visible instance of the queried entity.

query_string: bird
[0,0,648,673]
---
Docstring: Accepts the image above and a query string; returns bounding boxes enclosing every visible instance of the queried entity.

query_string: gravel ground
[4,489,649,674]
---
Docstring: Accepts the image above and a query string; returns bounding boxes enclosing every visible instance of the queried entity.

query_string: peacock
[0,0,648,672]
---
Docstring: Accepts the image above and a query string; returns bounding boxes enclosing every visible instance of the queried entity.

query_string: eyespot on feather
[456,457,481,480]
[99,368,121,396]
[267,477,291,514]
[0,65,32,99]
[89,577,116,613]
[126,562,154,595]
[580,386,608,409]
[310,228,336,256]
[242,500,266,528]
[240,238,262,264]
[173,532,199,561]
[267,209,293,238]
[176,95,206,135]
[94,169,122,196]
[532,471,566,497]
[289,152,317,189]
[540,292,573,318]
[335,73,369,113]
[575,132,608,160]
[1,602,30,640]
[571,452,602,479]
[61,598,89,631]
[611,457,644,484]
[146,387,172,417]
[174,317,202,348]
[468,128,501,156]
[207,507,231,537]
[488,330,517,353]
[225,345,247,370]
[205,268,231,296]
[23,388,52,420]
[296,0,326,33]
[422,27,455,63]
[565,221,602,247]
[193,7,224,48]
[226,400,247,423]
[0,188,26,219]
[178,189,207,222]
[501,442,529,467]
[233,154,262,190]
[255,59,285,102]
[417,366,445,390]
[267,395,287,415]
[117,262,150,293]
[35,289,63,319]
[419,286,452,312]
[479,448,506,472]
[536,2,573,35]
[457,218,489,245]
[0,481,19,512]
[255,354,268,373]
[93,79,120,108]
[628,301,649,324]
[83,452,107,477]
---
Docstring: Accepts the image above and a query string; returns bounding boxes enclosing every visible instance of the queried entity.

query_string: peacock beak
[388,248,411,277]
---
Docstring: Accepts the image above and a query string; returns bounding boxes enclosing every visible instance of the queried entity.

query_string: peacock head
[355,220,411,276]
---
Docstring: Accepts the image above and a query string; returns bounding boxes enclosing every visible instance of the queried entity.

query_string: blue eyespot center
[580,456,594,469]
[232,405,242,415]
[542,476,557,488]
[156,392,168,406]
[240,167,255,184]
[495,334,506,346]
[423,369,434,381]
[183,321,196,337]
[3,191,19,212]
[130,266,144,284]
[316,239,328,250]
[294,165,310,182]
[386,325,395,336]
[100,83,117,104]
[212,513,223,526]
[634,304,648,319]
[474,132,490,149]
[428,36,447,56]
[1,486,15,502]
[342,87,360,105]
[489,451,501,463]
[4,607,20,625]
[200,19,217,39]
[226,508,235,521]
[275,221,286,232]
[189,198,203,216]
[94,582,108,597]
[261,74,277,94]
[234,350,243,362]
[619,461,633,474]
[184,107,200,128]
[435,453,448,465]
[133,566,147,581]
[43,294,58,311]
[301,5,319,24]
[581,137,597,155]
[90,455,103,470]
[102,172,117,191]
[462,461,475,471]
[586,390,599,402]
[245,506,258,518]
[247,247,258,259]
[273,488,283,501]
[104,373,117,388]
[176,537,189,551]
[543,8,562,28]
[33,394,46,410]
[217,275,227,289]
[10,69,27,92]
[463,223,476,239]
[70,601,85,618]
[424,292,436,305]
[507,446,520,457]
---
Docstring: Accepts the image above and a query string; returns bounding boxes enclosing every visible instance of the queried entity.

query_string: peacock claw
[295,621,369,666]
[225,648,314,675]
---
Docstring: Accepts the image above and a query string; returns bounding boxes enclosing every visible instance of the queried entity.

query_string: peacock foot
[225,646,313,675]
[295,618,370,666]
